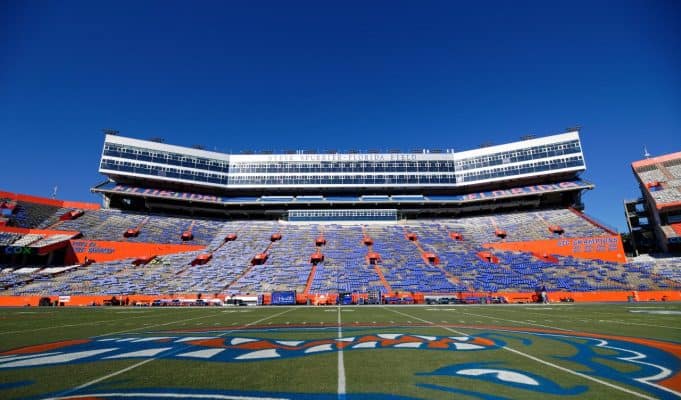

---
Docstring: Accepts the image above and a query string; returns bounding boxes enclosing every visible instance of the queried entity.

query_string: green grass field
[1,303,680,400]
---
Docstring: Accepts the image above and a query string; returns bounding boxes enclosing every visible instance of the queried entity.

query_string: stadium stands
[56,209,222,245]
[0,199,63,229]
[4,206,679,298]
[2,132,681,303]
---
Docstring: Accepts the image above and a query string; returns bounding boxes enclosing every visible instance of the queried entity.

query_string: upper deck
[98,130,585,194]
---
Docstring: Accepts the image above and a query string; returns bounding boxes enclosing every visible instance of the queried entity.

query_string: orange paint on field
[335,341,353,350]
[471,337,495,347]
[234,341,282,350]
[427,339,451,349]
[659,375,681,393]
[380,337,413,347]
[185,338,227,348]
[0,339,91,355]
[355,335,382,344]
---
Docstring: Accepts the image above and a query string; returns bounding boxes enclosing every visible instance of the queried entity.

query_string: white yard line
[455,309,574,332]
[218,307,295,337]
[337,305,346,399]
[56,307,296,398]
[95,311,226,337]
[500,308,681,331]
[44,392,288,400]
[67,357,158,393]
[0,313,163,335]
[384,306,657,400]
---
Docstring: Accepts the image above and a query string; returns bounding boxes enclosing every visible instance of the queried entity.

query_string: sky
[1,0,680,232]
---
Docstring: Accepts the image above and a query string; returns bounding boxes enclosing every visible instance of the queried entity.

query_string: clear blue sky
[2,0,680,232]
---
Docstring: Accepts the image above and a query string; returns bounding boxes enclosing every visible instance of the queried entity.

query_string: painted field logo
[1,328,680,400]
[0,333,495,368]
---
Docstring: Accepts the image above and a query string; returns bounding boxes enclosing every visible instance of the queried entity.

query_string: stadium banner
[94,179,591,205]
[66,240,205,264]
[483,234,626,263]
[271,290,296,305]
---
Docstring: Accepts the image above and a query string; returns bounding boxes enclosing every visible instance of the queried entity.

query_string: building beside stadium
[625,151,681,254]
[1,128,679,306]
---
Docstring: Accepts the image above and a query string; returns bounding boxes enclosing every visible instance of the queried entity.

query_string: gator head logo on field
[1,329,680,400]
[0,333,496,368]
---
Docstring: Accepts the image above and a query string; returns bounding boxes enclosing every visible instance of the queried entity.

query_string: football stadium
[0,129,680,399]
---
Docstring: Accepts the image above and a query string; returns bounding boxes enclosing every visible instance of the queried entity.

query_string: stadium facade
[93,130,589,219]
[1,128,680,306]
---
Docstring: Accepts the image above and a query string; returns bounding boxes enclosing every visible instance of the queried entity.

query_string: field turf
[0,303,680,400]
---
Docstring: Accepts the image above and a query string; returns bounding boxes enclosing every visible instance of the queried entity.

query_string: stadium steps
[222,230,283,291]
[303,264,317,294]
[372,264,393,293]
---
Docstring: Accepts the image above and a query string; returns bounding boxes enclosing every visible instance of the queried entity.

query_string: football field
[1,303,680,399]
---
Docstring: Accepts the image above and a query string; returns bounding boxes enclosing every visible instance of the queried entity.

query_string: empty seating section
[3,207,681,296]
[636,162,681,205]
[309,225,386,293]
[57,209,222,245]
[2,201,62,228]
[650,189,681,205]
[0,232,21,245]
[57,209,139,239]
[195,223,275,294]
[30,234,73,248]
[367,225,460,293]
[37,207,72,228]
[637,168,666,183]
[2,265,79,292]
[627,258,681,288]
[335,225,386,293]
[10,234,44,247]
[229,225,311,293]
[667,164,681,180]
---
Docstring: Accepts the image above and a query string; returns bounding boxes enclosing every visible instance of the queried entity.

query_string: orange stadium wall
[65,240,205,264]
[483,235,626,263]
[493,290,681,303]
[0,190,100,210]
[1,290,679,307]
[0,226,81,237]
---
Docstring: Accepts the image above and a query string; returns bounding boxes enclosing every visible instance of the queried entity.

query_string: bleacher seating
[635,161,681,206]
[229,225,312,293]
[10,234,44,247]
[0,232,21,245]
[57,209,222,245]
[309,225,386,294]
[3,207,681,296]
[4,201,62,229]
